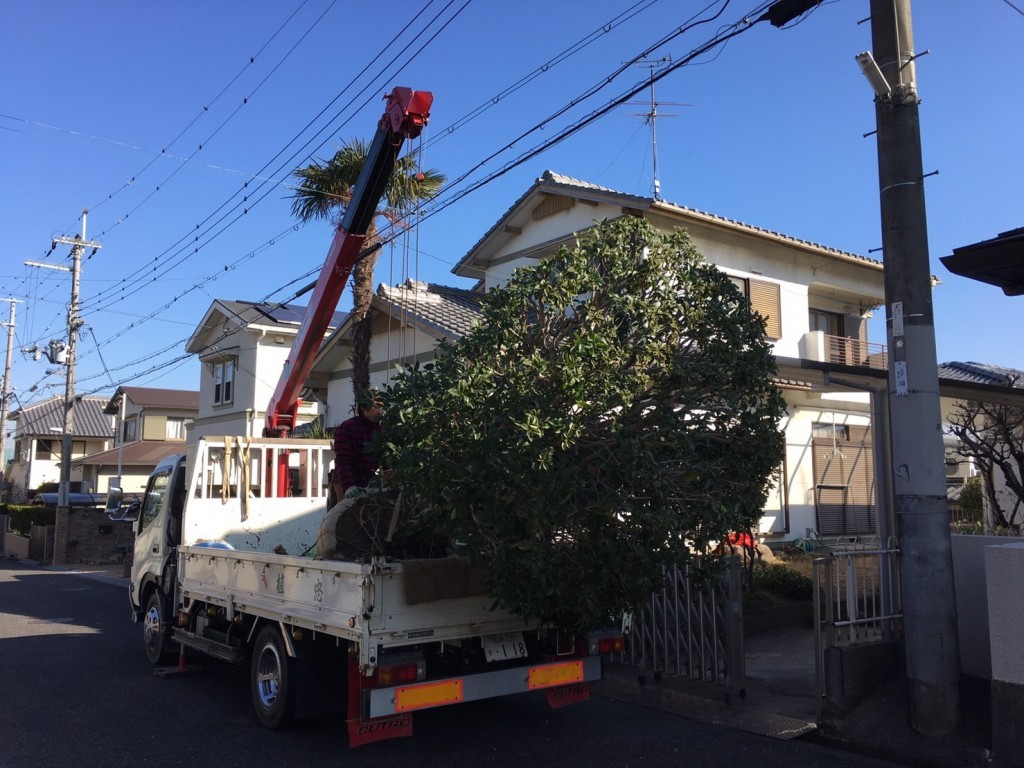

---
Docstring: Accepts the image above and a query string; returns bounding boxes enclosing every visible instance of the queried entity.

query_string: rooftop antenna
[625,57,691,201]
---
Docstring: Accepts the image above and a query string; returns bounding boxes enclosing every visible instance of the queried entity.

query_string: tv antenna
[625,57,691,201]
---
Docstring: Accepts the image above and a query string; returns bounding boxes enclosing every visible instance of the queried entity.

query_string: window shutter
[748,279,781,339]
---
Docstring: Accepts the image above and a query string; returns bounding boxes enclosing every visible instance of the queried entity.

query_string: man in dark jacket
[331,391,383,503]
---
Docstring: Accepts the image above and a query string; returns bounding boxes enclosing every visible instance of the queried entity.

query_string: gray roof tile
[938,361,1024,387]
[11,395,115,438]
[375,280,483,339]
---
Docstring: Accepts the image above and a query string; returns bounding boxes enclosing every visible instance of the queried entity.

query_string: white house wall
[772,396,874,540]
[325,324,441,428]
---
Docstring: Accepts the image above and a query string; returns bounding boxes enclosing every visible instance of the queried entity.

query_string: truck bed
[178,545,535,673]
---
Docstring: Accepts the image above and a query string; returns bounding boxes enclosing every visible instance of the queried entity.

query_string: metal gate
[813,547,902,719]
[616,558,745,696]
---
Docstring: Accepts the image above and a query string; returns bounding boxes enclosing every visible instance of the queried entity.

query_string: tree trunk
[350,250,378,402]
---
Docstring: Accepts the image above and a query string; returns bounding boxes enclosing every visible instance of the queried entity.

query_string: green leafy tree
[379,217,786,631]
[290,139,445,402]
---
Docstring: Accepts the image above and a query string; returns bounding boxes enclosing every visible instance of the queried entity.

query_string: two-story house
[5,395,115,502]
[311,171,893,547]
[70,386,199,495]
[185,299,347,441]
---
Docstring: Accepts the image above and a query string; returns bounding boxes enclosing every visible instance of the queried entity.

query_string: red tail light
[376,661,424,687]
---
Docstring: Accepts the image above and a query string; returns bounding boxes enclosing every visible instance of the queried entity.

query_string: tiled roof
[456,170,882,277]
[105,386,199,414]
[71,440,186,467]
[10,395,115,438]
[546,171,883,268]
[375,280,483,339]
[938,361,1024,387]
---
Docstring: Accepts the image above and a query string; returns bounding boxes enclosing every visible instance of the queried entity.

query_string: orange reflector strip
[394,679,464,712]
[528,660,584,690]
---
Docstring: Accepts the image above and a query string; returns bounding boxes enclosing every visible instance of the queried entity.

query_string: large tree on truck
[290,139,445,402]
[379,217,787,631]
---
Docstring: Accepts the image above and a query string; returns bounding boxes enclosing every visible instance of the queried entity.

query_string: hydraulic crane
[264,87,432,441]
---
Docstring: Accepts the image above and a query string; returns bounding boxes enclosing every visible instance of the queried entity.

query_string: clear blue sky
[2,0,1021,413]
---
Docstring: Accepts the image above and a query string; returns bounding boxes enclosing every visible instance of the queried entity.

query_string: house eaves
[186,299,347,355]
[72,440,185,467]
[310,281,484,376]
[940,227,1024,296]
[778,356,1024,408]
[454,170,884,280]
[104,386,199,414]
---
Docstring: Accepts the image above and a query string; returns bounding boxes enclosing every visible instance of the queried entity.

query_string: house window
[812,422,850,441]
[122,418,137,444]
[728,276,782,339]
[35,439,53,460]
[214,360,235,405]
[809,309,844,337]
[165,417,185,440]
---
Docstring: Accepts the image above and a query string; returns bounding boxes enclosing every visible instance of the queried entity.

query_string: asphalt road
[0,561,897,768]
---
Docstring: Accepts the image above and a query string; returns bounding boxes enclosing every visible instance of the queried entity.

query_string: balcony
[800,331,888,370]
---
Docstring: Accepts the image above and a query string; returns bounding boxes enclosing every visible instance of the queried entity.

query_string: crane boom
[265,87,433,438]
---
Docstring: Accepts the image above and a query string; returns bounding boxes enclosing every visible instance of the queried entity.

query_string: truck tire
[142,590,176,665]
[251,624,295,729]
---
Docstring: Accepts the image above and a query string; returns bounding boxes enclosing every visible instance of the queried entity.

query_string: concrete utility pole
[50,211,101,566]
[0,299,22,479]
[867,0,961,735]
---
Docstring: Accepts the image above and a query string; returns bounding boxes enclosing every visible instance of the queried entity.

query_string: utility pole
[0,299,22,485]
[49,210,101,566]
[866,0,960,735]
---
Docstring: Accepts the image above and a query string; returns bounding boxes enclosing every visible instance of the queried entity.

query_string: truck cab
[107,453,186,662]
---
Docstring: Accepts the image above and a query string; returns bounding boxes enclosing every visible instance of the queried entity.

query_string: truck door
[131,468,174,587]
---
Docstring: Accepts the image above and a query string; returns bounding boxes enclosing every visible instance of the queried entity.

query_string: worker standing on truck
[331,390,384,504]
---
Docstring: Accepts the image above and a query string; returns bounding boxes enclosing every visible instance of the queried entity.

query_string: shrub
[752,561,813,601]
[3,504,55,536]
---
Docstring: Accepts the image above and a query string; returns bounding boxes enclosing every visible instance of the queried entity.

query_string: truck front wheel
[251,624,295,729]
[143,590,176,665]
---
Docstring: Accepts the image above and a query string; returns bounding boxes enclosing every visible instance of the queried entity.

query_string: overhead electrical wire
[22,0,809,401]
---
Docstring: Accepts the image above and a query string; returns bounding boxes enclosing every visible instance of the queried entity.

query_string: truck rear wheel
[251,624,295,729]
[142,590,176,665]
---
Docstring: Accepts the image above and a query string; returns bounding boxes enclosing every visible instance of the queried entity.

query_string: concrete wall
[951,534,1002,678]
[984,541,1024,764]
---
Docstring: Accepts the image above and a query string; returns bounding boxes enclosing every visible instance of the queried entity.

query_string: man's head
[356,390,384,421]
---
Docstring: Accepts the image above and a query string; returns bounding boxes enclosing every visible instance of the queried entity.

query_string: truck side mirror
[106,487,140,522]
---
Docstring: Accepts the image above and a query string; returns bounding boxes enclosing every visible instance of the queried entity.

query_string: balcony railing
[801,331,888,370]
[826,335,888,370]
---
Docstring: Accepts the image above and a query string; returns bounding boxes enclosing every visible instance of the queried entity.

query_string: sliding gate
[616,558,745,697]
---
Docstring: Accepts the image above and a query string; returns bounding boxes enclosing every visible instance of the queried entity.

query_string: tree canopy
[290,138,445,403]
[380,217,787,630]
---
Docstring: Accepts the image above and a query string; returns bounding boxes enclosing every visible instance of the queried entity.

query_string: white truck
[109,436,619,746]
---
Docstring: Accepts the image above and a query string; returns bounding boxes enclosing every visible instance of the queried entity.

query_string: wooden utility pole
[868,0,960,735]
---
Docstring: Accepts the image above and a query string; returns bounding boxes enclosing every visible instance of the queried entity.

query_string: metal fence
[812,547,902,718]
[615,558,745,696]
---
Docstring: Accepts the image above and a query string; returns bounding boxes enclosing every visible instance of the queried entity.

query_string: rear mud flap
[546,681,590,709]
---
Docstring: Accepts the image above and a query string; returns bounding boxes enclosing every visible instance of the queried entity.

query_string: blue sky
[2,0,1022,414]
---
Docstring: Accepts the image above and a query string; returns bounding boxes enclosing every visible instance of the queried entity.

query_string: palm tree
[290,138,445,403]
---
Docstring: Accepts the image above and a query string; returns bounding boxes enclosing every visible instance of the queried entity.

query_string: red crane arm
[264,87,433,437]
